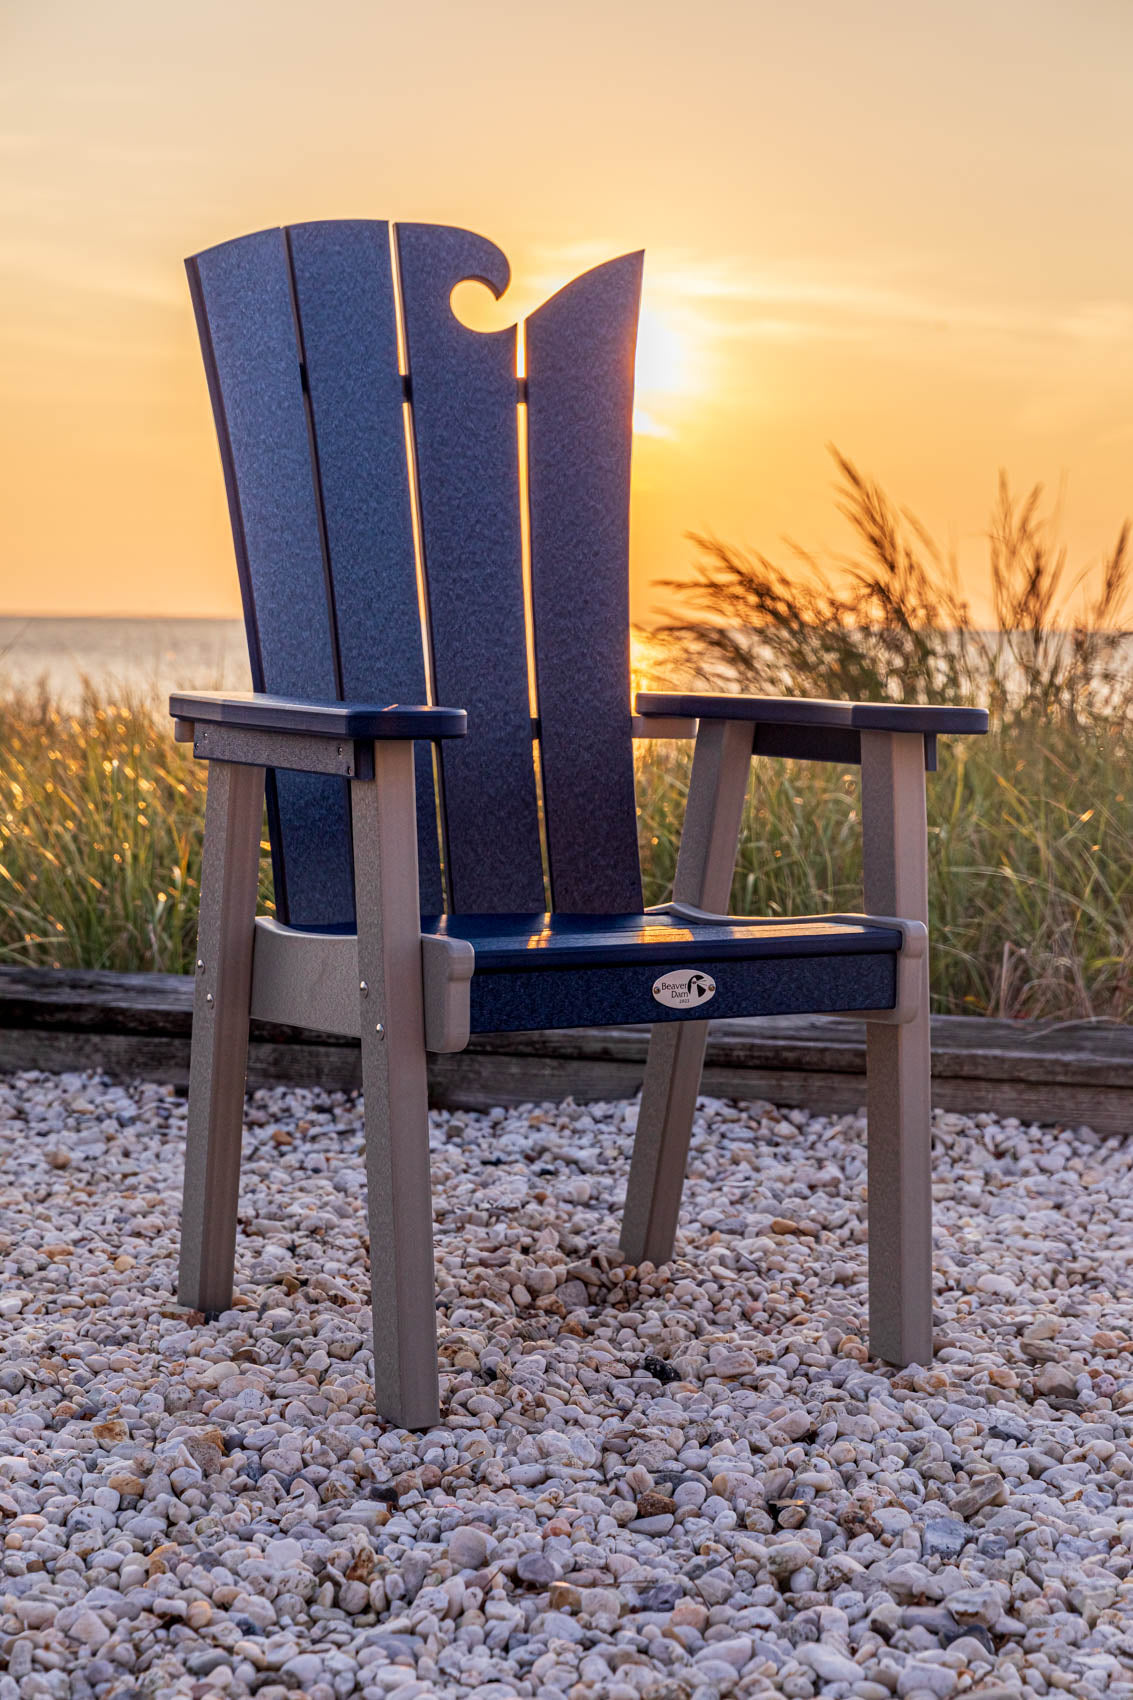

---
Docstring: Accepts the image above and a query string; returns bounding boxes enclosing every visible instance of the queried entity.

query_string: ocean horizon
[0,616,251,706]
[4,614,1133,711]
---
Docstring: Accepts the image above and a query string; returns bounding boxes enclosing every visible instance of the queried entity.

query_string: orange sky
[3,0,1133,624]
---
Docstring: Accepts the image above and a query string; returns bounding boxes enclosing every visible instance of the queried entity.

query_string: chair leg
[866,1013,933,1365]
[179,760,264,1315]
[861,729,933,1366]
[352,743,439,1430]
[621,1022,709,1266]
[621,719,753,1267]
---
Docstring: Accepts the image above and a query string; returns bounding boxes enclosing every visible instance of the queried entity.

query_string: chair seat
[423,911,902,1033]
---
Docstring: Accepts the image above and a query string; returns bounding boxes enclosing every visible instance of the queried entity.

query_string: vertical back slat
[526,253,645,912]
[187,229,354,929]
[287,220,443,912]
[396,223,546,913]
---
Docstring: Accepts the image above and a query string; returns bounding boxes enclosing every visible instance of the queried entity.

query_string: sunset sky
[3,0,1133,624]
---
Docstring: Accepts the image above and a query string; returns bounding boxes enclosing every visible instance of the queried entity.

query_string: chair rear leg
[352,744,439,1430]
[620,720,753,1267]
[621,1021,709,1265]
[861,729,933,1367]
[866,1013,933,1365]
[179,760,264,1315]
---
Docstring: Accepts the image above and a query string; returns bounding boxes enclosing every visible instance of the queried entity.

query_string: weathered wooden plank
[2,968,1132,1131]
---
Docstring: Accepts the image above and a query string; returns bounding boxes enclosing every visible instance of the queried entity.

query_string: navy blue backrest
[187,221,643,925]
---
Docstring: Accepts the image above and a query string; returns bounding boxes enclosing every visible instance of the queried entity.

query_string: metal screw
[374,1023,385,1039]
[196,959,205,972]
[359,980,368,995]
[206,993,214,1006]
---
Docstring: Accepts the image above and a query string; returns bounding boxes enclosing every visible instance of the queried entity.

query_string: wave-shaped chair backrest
[188,221,643,927]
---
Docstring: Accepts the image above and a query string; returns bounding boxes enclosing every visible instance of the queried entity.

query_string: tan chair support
[179,759,265,1315]
[178,736,440,1429]
[861,729,933,1367]
[350,742,440,1429]
[621,718,754,1266]
[622,720,935,1371]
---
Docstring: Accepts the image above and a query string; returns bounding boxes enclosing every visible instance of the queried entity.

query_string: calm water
[4,616,1132,710]
[0,618,252,706]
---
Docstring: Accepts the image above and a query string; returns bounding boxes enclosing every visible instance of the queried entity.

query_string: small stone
[108,1472,144,1495]
[635,1491,677,1519]
[765,1541,814,1579]
[448,1525,494,1569]
[627,1512,674,1535]
[693,1566,734,1606]
[946,1582,1008,1628]
[951,1475,1007,1518]
[1034,1361,1078,1399]
[282,1653,326,1688]
[797,1645,860,1683]
[548,1581,582,1611]
[184,1436,224,1474]
[897,1663,957,1699]
[516,1551,561,1586]
[922,1518,968,1560]
[69,1610,110,1648]
[338,1580,369,1613]
[186,1600,212,1629]
[264,1537,305,1570]
[642,1355,682,1384]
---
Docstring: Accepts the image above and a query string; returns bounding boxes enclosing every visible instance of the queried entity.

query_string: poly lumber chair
[173,220,987,1428]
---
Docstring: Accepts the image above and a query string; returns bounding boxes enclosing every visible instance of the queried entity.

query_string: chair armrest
[635,692,988,736]
[170,692,466,780]
[170,690,467,741]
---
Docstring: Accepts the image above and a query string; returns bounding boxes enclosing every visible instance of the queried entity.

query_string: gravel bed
[2,1070,1133,1700]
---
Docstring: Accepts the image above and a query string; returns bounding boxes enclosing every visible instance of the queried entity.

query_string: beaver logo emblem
[651,970,717,1010]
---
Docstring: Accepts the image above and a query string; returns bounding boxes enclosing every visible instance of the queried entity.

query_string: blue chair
[172,221,987,1427]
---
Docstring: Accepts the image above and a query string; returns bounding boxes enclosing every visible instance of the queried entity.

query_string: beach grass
[2,453,1131,1019]
[0,683,1130,1020]
[0,685,274,977]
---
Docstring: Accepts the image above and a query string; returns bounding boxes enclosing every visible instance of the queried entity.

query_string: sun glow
[635,305,693,399]
[633,301,704,439]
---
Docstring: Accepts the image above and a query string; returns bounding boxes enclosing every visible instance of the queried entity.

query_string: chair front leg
[351,742,440,1430]
[861,729,933,1367]
[179,759,264,1315]
[621,719,753,1266]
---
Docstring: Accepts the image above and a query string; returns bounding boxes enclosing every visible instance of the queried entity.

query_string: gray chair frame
[173,701,940,1429]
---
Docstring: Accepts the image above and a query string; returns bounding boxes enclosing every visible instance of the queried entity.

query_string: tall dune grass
[2,453,1131,1018]
[0,686,273,974]
[642,451,1133,1019]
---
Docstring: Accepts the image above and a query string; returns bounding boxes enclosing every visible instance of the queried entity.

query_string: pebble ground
[2,1069,1133,1700]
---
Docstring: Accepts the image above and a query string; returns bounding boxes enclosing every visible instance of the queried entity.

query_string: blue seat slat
[287,220,442,911]
[396,223,546,913]
[526,255,645,913]
[187,229,353,928]
[424,911,902,970]
[466,953,897,1033]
